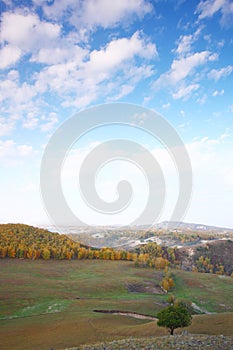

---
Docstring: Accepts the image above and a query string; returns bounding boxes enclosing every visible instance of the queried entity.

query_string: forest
[0,224,232,277]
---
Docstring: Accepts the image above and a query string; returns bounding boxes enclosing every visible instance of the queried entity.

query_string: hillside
[66,222,233,249]
[71,335,233,350]
[1,223,232,276]
[178,239,233,275]
[0,223,84,259]
[0,259,233,350]
[0,223,133,261]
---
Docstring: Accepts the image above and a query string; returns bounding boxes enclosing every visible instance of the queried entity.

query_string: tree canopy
[157,304,192,335]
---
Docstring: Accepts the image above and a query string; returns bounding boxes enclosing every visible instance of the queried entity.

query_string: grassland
[0,259,233,349]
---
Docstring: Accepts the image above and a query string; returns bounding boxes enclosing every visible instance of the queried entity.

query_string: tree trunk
[170,328,174,335]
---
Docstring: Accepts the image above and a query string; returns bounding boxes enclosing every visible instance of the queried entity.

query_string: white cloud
[174,27,202,57]
[0,45,22,69]
[34,32,156,107]
[1,12,61,51]
[156,51,217,88]
[0,78,36,104]
[153,50,217,99]
[36,0,152,30]
[0,11,61,67]
[197,94,207,105]
[171,52,217,84]
[175,34,193,57]
[172,84,199,100]
[162,102,170,109]
[212,89,224,96]
[0,139,37,166]
[196,0,233,27]
[17,144,35,157]
[109,84,135,101]
[196,0,226,19]
[76,0,152,29]
[208,65,233,81]
[85,31,156,77]
[40,112,58,132]
[23,113,39,130]
[31,45,87,65]
[0,118,15,136]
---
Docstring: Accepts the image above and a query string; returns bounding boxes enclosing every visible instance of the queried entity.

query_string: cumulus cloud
[151,21,220,101]
[208,65,233,81]
[0,11,61,68]
[174,27,202,57]
[212,89,224,96]
[196,0,233,27]
[169,51,216,84]
[35,0,152,30]
[31,46,87,65]
[0,77,36,104]
[153,50,217,99]
[1,12,61,50]
[0,45,22,69]
[78,0,152,29]
[34,31,157,107]
[0,139,37,166]
[172,84,199,99]
[86,31,156,74]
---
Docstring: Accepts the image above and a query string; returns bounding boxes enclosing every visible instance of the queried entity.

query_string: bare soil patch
[126,281,165,294]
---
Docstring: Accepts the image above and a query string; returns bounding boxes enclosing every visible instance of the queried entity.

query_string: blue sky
[0,0,233,228]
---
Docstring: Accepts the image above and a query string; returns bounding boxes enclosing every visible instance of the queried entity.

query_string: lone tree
[157,304,192,335]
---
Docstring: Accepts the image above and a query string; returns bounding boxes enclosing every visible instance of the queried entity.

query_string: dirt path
[93,309,157,320]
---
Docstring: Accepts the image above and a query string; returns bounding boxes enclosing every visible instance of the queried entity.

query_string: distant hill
[67,221,233,249]
[154,221,233,232]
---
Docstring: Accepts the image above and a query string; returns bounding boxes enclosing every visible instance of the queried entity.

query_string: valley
[0,259,233,349]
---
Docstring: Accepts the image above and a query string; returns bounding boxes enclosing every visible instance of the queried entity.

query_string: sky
[0,0,233,229]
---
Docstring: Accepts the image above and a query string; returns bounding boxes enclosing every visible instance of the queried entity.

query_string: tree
[42,247,50,260]
[157,304,192,335]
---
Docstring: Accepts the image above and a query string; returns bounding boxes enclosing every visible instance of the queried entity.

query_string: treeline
[136,241,233,277]
[1,224,232,276]
[194,256,226,275]
[134,242,178,268]
[0,224,141,263]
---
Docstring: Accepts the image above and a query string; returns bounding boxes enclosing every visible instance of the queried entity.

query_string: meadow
[0,259,233,349]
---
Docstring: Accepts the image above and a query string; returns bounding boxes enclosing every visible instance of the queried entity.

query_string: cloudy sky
[0,0,233,229]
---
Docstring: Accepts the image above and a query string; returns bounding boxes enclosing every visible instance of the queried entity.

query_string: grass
[0,259,233,350]
[174,270,233,313]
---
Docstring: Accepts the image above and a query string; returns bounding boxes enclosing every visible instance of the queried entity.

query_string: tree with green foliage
[157,304,192,335]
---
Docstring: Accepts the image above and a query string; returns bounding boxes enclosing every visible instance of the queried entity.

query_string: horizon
[1,220,233,232]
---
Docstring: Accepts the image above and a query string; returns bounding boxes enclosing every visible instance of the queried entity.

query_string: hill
[0,259,233,350]
[0,223,85,259]
[66,222,233,249]
[153,221,233,232]
[177,239,233,275]
[1,223,232,276]
[0,223,133,261]
[70,335,233,350]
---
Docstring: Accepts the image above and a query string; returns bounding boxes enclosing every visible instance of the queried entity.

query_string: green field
[0,259,233,349]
